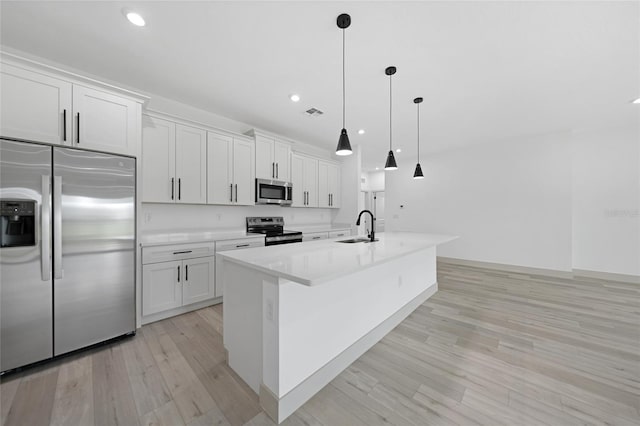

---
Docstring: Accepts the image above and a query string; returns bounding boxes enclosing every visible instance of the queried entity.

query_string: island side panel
[221,257,267,393]
[276,246,437,397]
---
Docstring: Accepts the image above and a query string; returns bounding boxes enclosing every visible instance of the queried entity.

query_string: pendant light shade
[335,14,352,156]
[413,97,424,179]
[385,150,398,170]
[384,66,398,170]
[336,128,352,155]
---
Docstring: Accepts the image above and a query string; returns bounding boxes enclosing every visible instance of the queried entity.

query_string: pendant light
[384,66,398,170]
[335,14,352,156]
[413,97,424,179]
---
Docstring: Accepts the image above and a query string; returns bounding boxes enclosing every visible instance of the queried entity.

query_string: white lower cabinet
[303,231,329,242]
[142,242,215,318]
[329,229,351,239]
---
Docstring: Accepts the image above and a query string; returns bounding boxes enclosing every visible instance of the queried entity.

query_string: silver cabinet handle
[178,178,181,200]
[53,176,62,279]
[41,176,51,281]
[76,113,80,144]
[312,236,320,240]
[235,243,250,248]
[230,183,233,202]
[171,177,175,200]
[272,162,275,178]
[235,184,238,202]
[177,266,180,283]
[185,265,188,281]
[62,110,67,142]
[276,163,279,179]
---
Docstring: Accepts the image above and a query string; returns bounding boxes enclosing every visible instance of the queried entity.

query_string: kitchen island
[216,232,457,423]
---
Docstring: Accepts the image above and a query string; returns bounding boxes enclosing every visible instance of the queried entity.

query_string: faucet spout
[356,209,376,242]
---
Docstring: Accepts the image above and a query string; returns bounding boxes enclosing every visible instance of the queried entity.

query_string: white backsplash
[141,203,336,232]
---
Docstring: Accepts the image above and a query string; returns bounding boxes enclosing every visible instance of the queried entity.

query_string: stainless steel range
[246,217,302,246]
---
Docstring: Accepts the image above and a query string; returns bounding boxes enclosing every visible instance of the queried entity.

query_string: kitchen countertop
[217,232,457,286]
[140,230,263,247]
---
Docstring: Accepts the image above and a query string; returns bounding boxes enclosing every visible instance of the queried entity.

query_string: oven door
[255,179,292,205]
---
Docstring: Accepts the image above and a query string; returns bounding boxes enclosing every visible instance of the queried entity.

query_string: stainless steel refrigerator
[0,139,135,372]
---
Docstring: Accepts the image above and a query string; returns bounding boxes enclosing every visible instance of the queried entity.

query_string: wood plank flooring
[2,262,639,425]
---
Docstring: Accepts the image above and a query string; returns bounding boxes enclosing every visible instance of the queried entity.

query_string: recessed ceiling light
[358,129,365,135]
[396,148,402,153]
[633,98,640,104]
[290,94,300,102]
[126,12,145,27]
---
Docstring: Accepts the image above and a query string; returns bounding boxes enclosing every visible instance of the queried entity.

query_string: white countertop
[217,232,457,285]
[140,230,263,247]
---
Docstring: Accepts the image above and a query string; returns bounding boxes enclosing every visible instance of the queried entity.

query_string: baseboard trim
[572,269,640,285]
[260,283,438,424]
[140,296,222,326]
[437,256,640,284]
[437,256,573,278]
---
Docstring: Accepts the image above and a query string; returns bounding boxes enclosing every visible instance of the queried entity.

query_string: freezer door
[0,140,53,372]
[53,147,135,356]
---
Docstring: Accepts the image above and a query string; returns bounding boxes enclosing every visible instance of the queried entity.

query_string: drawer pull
[312,236,320,240]
[173,250,193,255]
[235,244,250,248]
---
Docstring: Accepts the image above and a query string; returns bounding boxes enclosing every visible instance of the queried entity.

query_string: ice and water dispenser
[0,200,36,247]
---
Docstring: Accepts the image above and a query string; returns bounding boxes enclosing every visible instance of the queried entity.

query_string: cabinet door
[182,257,215,306]
[233,138,255,205]
[254,134,274,179]
[142,261,182,316]
[328,163,340,208]
[1,64,72,145]
[273,141,290,181]
[304,157,319,208]
[207,132,233,205]
[72,85,138,155]
[175,124,207,204]
[317,161,330,208]
[290,154,305,207]
[142,115,176,203]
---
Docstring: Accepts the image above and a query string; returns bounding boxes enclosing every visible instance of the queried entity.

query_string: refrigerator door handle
[53,176,63,279]
[41,175,51,281]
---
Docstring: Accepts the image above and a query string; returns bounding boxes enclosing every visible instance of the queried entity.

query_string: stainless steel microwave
[255,179,293,206]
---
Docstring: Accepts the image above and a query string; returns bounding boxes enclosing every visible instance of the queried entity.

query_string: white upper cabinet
[175,124,207,204]
[0,60,143,156]
[233,138,255,205]
[291,153,318,207]
[318,160,341,209]
[207,132,255,206]
[142,116,206,204]
[72,85,139,155]
[1,64,72,145]
[142,115,176,203]
[254,133,290,181]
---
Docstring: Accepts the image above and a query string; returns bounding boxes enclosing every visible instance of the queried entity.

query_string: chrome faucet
[356,209,376,242]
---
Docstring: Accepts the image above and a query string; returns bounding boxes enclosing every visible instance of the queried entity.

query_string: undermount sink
[336,237,376,244]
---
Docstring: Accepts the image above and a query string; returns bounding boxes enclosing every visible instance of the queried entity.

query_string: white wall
[361,171,385,192]
[142,203,331,232]
[332,144,362,231]
[386,132,574,272]
[572,125,640,276]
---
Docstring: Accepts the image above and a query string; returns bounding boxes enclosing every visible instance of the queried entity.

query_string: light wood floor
[2,262,639,426]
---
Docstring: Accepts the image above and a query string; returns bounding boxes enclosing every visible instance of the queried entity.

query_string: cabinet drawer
[329,230,351,239]
[303,232,329,242]
[215,237,265,252]
[142,241,215,264]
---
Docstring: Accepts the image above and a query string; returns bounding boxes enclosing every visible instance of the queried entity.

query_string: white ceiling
[1,1,638,170]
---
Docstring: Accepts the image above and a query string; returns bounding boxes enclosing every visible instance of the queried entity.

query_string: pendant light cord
[342,28,346,129]
[389,74,392,150]
[417,102,420,161]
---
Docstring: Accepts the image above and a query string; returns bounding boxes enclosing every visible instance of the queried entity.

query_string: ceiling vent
[305,107,324,117]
